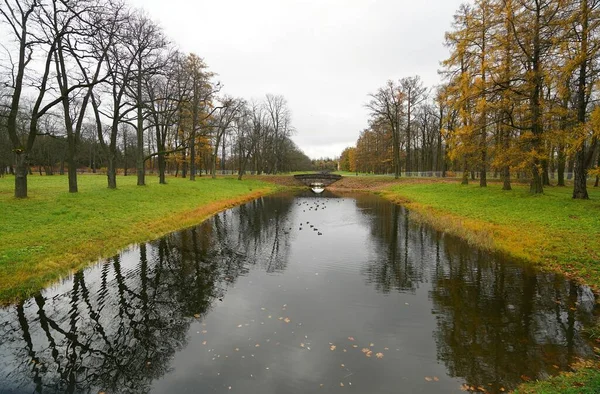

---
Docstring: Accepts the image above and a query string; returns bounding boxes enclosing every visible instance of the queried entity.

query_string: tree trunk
[557,144,566,186]
[67,134,78,193]
[542,159,550,186]
[14,153,28,198]
[461,158,469,185]
[107,154,117,189]
[502,165,511,191]
[189,133,196,181]
[158,153,166,184]
[572,149,589,199]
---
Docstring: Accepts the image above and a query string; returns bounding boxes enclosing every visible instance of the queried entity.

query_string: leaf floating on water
[361,348,370,354]
[425,377,433,382]
[340,364,345,368]
[237,325,243,328]
[235,348,239,352]
[330,345,336,351]
[202,341,207,345]
[202,330,207,334]
[300,343,305,348]
[283,317,291,323]
[369,343,374,347]
[433,376,439,381]
[340,382,344,387]
[194,314,200,318]
[343,349,347,352]
[348,337,355,341]
[375,352,384,359]
[255,344,260,347]
[460,384,469,391]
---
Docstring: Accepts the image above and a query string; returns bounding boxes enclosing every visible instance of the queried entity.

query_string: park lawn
[0,174,277,303]
[380,180,600,394]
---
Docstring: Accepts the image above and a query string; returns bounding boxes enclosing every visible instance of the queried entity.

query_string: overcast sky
[128,0,465,159]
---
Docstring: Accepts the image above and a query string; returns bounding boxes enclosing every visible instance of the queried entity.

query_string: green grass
[0,174,277,303]
[380,180,600,394]
[513,361,600,394]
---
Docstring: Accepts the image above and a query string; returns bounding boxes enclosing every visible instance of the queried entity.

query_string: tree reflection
[358,197,426,293]
[358,195,598,393]
[0,195,294,393]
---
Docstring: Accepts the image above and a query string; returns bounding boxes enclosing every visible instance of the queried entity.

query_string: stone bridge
[293,173,343,187]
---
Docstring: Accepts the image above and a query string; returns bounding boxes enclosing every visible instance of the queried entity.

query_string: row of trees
[0,0,311,198]
[342,0,600,199]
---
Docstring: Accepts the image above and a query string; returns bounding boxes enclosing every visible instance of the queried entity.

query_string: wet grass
[0,174,277,304]
[379,180,600,394]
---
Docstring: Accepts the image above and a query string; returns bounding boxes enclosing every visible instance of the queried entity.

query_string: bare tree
[210,96,245,178]
[400,76,428,174]
[0,0,72,197]
[366,81,405,178]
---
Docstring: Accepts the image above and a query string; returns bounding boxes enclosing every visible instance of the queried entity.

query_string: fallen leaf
[340,364,345,368]
[202,341,207,345]
[237,325,243,328]
[361,348,370,354]
[433,376,439,381]
[300,343,305,348]
[369,343,374,347]
[330,345,336,351]
[348,337,355,341]
[375,352,384,359]
[201,330,207,334]
[425,377,432,382]
[352,344,358,348]
[284,317,291,323]
[255,344,260,347]
[340,382,344,387]
[194,314,200,318]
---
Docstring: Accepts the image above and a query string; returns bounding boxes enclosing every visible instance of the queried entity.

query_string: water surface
[0,192,598,393]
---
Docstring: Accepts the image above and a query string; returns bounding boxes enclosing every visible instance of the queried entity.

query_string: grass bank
[377,179,600,394]
[380,181,600,289]
[0,174,277,303]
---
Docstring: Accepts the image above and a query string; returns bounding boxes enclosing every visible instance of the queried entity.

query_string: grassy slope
[379,180,600,394]
[0,174,276,303]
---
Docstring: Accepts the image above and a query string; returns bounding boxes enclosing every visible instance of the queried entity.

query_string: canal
[0,191,597,393]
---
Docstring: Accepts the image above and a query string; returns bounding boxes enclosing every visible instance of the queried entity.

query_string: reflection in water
[356,196,598,391]
[0,196,294,393]
[0,193,597,393]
